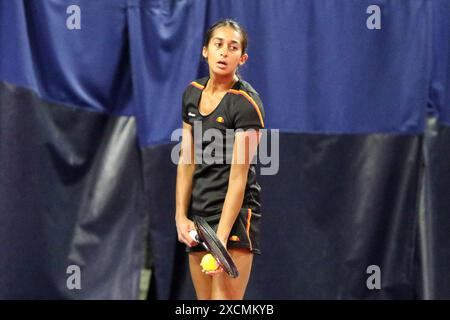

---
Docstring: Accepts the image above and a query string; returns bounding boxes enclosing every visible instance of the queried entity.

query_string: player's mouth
[217,60,228,69]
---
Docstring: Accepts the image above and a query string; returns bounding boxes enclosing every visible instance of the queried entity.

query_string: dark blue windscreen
[1,0,431,146]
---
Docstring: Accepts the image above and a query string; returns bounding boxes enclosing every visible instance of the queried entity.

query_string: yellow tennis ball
[200,253,219,271]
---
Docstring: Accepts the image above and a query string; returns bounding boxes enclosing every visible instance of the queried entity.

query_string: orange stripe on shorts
[246,208,253,251]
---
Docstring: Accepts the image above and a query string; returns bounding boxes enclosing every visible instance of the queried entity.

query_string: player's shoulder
[228,79,265,128]
[182,77,208,104]
[235,79,259,96]
[185,77,208,93]
[228,79,264,110]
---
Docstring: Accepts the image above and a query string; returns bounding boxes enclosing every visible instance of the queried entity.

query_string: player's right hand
[175,216,197,247]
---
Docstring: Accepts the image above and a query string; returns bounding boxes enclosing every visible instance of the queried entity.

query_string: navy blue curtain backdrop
[0,82,145,299]
[0,0,449,299]
[429,0,450,125]
[418,0,450,300]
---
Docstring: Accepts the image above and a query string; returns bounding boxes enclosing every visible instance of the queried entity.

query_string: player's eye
[214,42,222,48]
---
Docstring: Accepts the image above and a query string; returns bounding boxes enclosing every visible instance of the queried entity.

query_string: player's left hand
[202,264,224,276]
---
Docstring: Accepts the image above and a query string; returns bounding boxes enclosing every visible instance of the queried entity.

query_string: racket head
[193,216,239,278]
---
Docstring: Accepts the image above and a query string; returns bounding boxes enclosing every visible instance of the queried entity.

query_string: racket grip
[189,230,199,242]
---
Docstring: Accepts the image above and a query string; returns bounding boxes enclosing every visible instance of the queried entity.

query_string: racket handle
[189,230,199,242]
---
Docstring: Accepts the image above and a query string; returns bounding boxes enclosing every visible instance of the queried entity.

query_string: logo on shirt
[229,235,240,242]
[188,112,197,118]
[216,116,225,124]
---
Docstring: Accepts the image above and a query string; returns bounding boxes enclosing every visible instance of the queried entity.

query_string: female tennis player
[175,19,265,300]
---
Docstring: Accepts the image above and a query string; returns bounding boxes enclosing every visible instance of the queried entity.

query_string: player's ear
[202,46,208,60]
[239,53,248,66]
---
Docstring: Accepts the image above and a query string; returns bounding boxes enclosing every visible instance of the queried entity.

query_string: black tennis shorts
[186,208,261,255]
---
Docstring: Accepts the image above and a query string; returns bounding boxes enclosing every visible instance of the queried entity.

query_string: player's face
[203,26,248,77]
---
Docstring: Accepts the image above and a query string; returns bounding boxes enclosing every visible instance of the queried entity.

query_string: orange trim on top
[228,89,265,128]
[190,81,205,90]
[246,208,253,251]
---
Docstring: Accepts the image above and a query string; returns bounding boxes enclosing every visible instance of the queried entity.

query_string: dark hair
[203,19,248,55]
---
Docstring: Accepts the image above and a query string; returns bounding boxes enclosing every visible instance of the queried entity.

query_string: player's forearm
[216,169,248,244]
[175,163,195,219]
